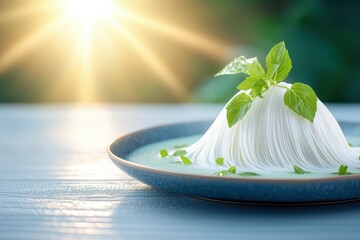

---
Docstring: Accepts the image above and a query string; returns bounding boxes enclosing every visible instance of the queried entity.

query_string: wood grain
[1,104,360,240]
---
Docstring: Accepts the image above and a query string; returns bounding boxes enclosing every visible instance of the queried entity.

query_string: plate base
[191,196,360,206]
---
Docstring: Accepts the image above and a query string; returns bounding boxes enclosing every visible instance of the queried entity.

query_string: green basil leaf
[247,58,265,78]
[293,165,309,174]
[238,172,259,176]
[160,149,168,158]
[237,76,261,90]
[338,165,348,175]
[215,157,224,166]
[180,155,192,165]
[213,170,233,176]
[171,161,182,164]
[215,56,257,76]
[250,79,268,98]
[265,41,292,82]
[284,82,317,123]
[174,144,188,149]
[228,166,237,174]
[226,93,252,128]
[173,150,187,156]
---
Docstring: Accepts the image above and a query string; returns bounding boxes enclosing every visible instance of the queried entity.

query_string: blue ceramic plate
[108,121,360,204]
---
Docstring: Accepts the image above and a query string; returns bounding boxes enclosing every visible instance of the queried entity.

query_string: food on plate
[180,42,360,173]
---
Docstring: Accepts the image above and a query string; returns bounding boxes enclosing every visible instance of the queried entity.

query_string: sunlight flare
[60,0,115,30]
[111,21,187,100]
[0,2,57,23]
[0,0,232,101]
[0,17,64,73]
[113,8,231,60]
[56,0,118,101]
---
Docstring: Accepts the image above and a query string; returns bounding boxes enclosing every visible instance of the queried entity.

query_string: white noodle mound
[186,83,360,172]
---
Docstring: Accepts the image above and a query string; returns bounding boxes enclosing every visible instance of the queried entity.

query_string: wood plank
[1,104,360,239]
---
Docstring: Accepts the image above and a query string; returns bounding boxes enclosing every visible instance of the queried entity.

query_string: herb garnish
[171,161,182,164]
[213,169,260,177]
[338,165,349,175]
[180,155,192,165]
[173,150,187,156]
[213,171,232,176]
[215,157,224,166]
[348,143,353,147]
[213,166,237,176]
[238,172,259,176]
[293,165,309,174]
[174,144,188,149]
[226,93,252,127]
[160,149,168,158]
[284,83,317,123]
[228,166,237,174]
[216,41,318,127]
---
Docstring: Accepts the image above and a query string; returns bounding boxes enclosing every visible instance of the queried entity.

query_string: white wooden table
[1,103,360,240]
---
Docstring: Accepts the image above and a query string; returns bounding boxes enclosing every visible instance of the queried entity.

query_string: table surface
[1,103,360,240]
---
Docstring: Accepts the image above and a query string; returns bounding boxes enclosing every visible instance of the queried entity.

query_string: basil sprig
[216,41,318,128]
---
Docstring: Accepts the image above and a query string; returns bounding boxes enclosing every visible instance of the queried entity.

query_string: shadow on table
[111,188,360,239]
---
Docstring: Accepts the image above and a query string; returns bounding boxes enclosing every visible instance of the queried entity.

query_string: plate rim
[108,120,360,184]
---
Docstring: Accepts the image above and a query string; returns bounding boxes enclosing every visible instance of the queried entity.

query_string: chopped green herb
[173,150,187,156]
[215,157,224,166]
[349,143,353,147]
[238,172,259,176]
[174,144,188,149]
[293,165,309,174]
[215,41,318,127]
[228,166,237,174]
[171,161,182,164]
[358,155,360,160]
[180,155,192,165]
[338,165,349,175]
[213,170,259,177]
[213,170,233,176]
[160,149,168,158]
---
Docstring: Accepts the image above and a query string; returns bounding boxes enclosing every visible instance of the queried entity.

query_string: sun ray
[41,52,78,102]
[45,29,96,102]
[0,17,65,73]
[0,1,231,102]
[75,26,97,102]
[52,0,119,102]
[0,2,59,23]
[110,21,187,101]
[113,7,231,61]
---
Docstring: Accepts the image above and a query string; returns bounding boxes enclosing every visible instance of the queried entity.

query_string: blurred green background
[0,0,359,103]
